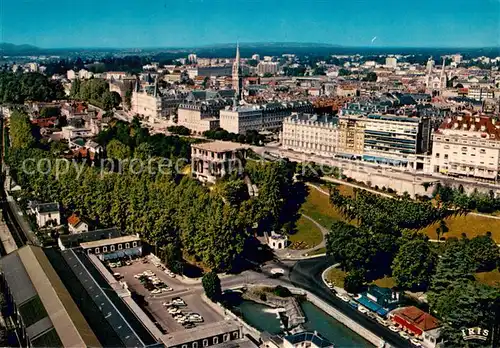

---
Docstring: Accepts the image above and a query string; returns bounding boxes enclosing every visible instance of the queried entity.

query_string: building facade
[219,101,313,134]
[431,114,500,180]
[282,113,338,156]
[191,141,247,183]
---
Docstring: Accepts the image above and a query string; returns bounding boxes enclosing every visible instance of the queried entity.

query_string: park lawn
[325,267,346,288]
[419,214,500,243]
[289,216,323,249]
[300,187,348,230]
[308,247,327,256]
[371,276,396,288]
[475,269,500,288]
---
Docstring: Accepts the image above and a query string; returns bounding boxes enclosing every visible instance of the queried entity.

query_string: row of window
[90,241,138,254]
[172,332,239,348]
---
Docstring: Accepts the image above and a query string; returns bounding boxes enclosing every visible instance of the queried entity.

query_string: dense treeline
[427,238,500,346]
[0,71,65,104]
[70,78,121,111]
[203,128,265,146]
[326,185,500,346]
[432,183,500,214]
[329,187,449,230]
[7,113,299,271]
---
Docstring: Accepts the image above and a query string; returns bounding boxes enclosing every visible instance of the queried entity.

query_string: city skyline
[1,0,499,49]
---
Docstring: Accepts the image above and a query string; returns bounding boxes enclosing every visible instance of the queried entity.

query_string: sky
[1,0,499,48]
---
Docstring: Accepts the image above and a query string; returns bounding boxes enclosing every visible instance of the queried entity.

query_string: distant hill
[0,43,40,55]
[200,42,343,49]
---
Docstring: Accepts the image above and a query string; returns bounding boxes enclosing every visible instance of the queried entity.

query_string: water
[233,298,372,347]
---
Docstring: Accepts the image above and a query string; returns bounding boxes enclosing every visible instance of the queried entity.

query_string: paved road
[288,257,409,348]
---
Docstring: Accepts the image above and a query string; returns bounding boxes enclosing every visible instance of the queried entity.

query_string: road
[288,257,409,348]
[217,257,408,348]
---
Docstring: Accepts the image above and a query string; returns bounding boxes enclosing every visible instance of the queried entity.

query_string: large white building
[431,114,500,180]
[282,113,338,156]
[385,57,397,69]
[219,101,313,134]
[257,61,279,76]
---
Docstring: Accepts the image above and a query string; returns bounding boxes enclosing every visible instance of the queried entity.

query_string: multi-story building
[191,141,247,183]
[219,101,313,134]
[131,83,185,121]
[385,57,397,69]
[337,114,366,158]
[468,87,495,101]
[362,113,432,168]
[431,114,500,180]
[257,61,280,76]
[177,100,225,134]
[282,113,338,156]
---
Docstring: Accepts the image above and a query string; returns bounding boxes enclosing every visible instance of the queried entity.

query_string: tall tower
[439,57,447,90]
[232,42,242,103]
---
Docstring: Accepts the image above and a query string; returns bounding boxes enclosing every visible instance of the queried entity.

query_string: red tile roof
[437,115,500,140]
[395,306,439,332]
[68,213,80,227]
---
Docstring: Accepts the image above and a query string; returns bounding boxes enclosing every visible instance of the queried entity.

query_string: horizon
[1,0,499,49]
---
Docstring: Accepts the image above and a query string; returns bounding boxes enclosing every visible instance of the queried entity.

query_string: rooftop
[283,331,334,348]
[192,141,247,153]
[0,245,101,348]
[161,320,240,347]
[80,235,140,249]
[59,227,123,249]
[36,202,59,214]
[394,306,440,332]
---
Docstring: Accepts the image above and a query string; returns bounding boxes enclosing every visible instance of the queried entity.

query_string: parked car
[399,332,410,339]
[151,289,162,294]
[410,339,422,347]
[357,306,368,314]
[389,326,400,333]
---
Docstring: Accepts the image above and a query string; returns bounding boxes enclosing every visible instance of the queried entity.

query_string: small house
[35,202,60,228]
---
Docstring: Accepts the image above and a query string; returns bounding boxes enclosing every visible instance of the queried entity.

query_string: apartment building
[282,113,338,156]
[337,115,366,158]
[362,114,431,168]
[177,99,230,134]
[431,114,500,180]
[257,61,280,76]
[219,101,313,134]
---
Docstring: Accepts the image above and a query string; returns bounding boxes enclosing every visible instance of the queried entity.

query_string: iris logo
[461,327,489,341]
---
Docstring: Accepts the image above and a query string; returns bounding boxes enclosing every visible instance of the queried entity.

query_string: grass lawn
[371,276,397,288]
[325,267,347,288]
[300,187,347,230]
[475,269,500,288]
[419,214,500,243]
[307,247,327,256]
[289,216,323,249]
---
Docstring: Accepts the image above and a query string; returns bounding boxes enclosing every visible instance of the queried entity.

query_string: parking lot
[111,258,223,333]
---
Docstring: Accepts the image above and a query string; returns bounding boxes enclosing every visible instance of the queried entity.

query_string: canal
[232,297,372,347]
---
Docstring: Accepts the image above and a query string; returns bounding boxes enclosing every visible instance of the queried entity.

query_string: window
[118,244,123,250]
[213,337,219,345]
[110,245,115,251]
[102,246,107,252]
[182,345,187,348]
[193,343,198,348]
[224,334,230,342]
[203,340,208,347]
[125,243,130,249]
[480,149,486,154]
[95,247,100,254]
[233,332,239,339]
[435,153,440,158]
[444,154,448,160]
[132,241,137,247]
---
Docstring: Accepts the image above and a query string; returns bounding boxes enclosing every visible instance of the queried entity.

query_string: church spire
[232,41,242,104]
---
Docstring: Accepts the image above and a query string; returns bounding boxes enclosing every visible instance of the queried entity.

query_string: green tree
[392,239,437,291]
[9,111,35,149]
[437,281,499,347]
[365,72,377,82]
[134,142,154,160]
[467,235,500,272]
[202,271,222,301]
[106,139,131,159]
[344,269,365,293]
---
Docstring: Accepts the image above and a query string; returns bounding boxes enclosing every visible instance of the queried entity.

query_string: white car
[326,282,334,289]
[357,306,368,314]
[151,289,161,294]
[172,299,186,306]
[340,295,350,302]
[399,332,410,339]
[389,326,400,333]
[410,339,422,347]
[161,287,172,292]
